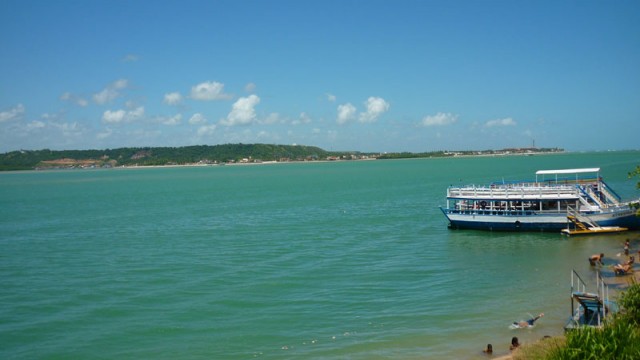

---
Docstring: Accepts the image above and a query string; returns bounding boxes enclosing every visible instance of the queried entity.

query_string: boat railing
[443,208,572,216]
[567,206,598,228]
[444,204,632,217]
[600,180,622,202]
[599,271,609,321]
[580,186,606,208]
[570,269,588,294]
[599,202,638,214]
[447,185,578,198]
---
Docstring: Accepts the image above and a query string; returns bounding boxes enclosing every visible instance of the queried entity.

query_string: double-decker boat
[440,168,640,232]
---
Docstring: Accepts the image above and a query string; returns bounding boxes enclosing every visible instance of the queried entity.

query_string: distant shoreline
[6,147,640,173]
[7,150,572,173]
[32,153,541,172]
[0,144,567,172]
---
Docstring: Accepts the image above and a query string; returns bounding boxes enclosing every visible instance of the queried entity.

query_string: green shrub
[618,280,640,325]
[549,320,640,359]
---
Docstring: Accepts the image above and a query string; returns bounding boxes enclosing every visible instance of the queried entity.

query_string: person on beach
[614,262,632,275]
[483,344,493,354]
[510,337,520,351]
[589,253,604,266]
[614,257,635,275]
[513,313,544,327]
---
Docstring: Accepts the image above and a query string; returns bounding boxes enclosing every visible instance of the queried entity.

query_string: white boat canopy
[536,168,600,175]
[536,168,600,183]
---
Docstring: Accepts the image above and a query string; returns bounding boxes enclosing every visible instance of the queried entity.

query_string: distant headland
[0,144,564,171]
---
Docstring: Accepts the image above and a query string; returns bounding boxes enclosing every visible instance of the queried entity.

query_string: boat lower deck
[561,226,628,236]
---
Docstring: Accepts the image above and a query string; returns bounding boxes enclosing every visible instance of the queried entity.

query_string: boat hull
[441,208,640,232]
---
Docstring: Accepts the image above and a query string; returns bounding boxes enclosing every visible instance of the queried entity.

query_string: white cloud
[51,121,83,137]
[327,93,336,102]
[359,97,389,123]
[220,95,260,126]
[337,97,389,124]
[262,113,282,125]
[60,92,89,107]
[190,81,232,101]
[122,54,139,62]
[337,103,356,124]
[245,82,256,93]
[292,112,312,125]
[163,92,183,106]
[256,130,271,140]
[128,107,144,120]
[27,120,45,130]
[197,124,217,136]
[93,79,129,105]
[189,113,206,125]
[161,114,182,126]
[97,128,113,139]
[102,110,126,123]
[102,106,144,124]
[420,112,458,127]
[124,100,139,109]
[485,117,516,127]
[0,104,25,122]
[112,79,128,89]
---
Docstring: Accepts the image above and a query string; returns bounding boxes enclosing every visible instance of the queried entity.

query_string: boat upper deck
[447,184,581,200]
[446,168,616,202]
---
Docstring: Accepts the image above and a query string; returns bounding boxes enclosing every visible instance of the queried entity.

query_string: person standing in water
[589,253,604,266]
[624,240,630,255]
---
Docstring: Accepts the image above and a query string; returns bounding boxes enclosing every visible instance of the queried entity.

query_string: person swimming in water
[513,313,544,327]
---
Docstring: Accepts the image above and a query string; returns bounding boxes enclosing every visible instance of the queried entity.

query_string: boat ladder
[565,269,610,330]
[566,206,598,230]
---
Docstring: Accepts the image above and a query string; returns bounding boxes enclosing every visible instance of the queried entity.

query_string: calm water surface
[1,151,639,359]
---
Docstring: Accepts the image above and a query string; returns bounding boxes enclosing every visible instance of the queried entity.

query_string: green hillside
[0,144,347,171]
[0,144,564,171]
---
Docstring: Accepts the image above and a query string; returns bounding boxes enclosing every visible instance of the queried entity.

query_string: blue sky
[1,0,639,153]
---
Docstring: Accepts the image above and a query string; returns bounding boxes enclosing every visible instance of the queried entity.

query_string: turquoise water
[1,151,639,359]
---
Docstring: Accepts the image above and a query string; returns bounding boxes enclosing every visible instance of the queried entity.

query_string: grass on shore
[512,336,566,360]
